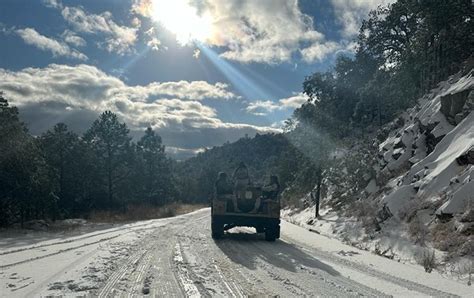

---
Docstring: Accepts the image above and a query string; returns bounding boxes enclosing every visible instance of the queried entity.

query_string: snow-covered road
[0,208,470,297]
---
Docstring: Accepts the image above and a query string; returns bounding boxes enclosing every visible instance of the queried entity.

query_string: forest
[1,0,472,227]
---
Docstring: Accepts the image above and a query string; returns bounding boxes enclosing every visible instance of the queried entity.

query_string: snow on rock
[376,71,474,216]
[382,185,415,217]
[284,70,473,281]
[436,166,474,215]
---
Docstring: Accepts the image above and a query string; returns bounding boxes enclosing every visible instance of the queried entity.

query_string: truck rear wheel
[264,225,279,241]
[211,217,224,239]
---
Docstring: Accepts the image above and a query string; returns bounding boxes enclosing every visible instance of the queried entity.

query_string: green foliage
[1,0,471,226]
[134,127,176,205]
[293,0,472,209]
[0,98,177,227]
[174,133,302,203]
[0,92,55,226]
[84,111,133,208]
[302,0,472,133]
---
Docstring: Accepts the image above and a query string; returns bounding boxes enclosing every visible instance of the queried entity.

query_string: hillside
[174,133,301,203]
[284,68,473,279]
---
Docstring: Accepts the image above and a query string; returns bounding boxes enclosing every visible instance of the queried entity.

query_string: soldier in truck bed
[215,172,232,197]
[215,172,240,212]
[262,175,280,200]
[233,162,250,199]
[249,175,280,213]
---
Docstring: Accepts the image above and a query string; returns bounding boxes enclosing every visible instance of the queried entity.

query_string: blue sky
[0,0,390,158]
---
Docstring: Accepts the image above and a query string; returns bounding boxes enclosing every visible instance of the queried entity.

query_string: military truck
[211,185,280,241]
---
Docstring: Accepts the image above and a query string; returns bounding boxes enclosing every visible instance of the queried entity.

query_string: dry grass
[431,221,473,260]
[88,203,207,223]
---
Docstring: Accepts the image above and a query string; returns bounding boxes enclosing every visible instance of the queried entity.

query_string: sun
[150,0,213,45]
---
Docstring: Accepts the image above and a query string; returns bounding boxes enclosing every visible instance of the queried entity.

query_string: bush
[432,222,463,250]
[416,249,437,273]
[409,214,428,245]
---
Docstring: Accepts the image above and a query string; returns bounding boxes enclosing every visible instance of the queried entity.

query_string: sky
[0,0,391,159]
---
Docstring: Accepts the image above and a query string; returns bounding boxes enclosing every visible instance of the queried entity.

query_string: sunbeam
[197,44,274,101]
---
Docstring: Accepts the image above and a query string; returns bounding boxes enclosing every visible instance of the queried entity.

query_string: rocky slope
[285,68,473,280]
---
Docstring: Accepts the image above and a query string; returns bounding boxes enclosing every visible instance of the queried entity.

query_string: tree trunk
[315,169,322,218]
[107,146,113,208]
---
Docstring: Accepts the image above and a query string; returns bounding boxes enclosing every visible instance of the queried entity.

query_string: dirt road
[0,208,469,297]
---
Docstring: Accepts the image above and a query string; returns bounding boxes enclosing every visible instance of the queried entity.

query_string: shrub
[416,249,437,273]
[409,214,428,245]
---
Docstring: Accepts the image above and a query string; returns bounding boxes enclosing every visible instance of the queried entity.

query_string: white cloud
[246,100,280,116]
[279,92,309,108]
[133,0,324,64]
[131,17,142,28]
[15,28,87,60]
[42,0,62,9]
[0,64,237,105]
[246,93,309,115]
[0,64,277,141]
[147,37,162,51]
[300,41,341,63]
[59,6,137,55]
[61,29,86,47]
[193,49,201,59]
[331,0,394,37]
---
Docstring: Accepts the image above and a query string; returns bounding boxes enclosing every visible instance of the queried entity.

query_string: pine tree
[40,123,82,216]
[136,127,173,205]
[84,111,132,208]
[0,92,52,226]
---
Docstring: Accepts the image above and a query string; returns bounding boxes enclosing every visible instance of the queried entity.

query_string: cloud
[330,0,394,37]
[131,17,142,28]
[246,93,309,115]
[61,29,86,47]
[165,146,205,160]
[0,64,237,106]
[193,49,201,59]
[42,0,62,9]
[133,0,324,64]
[43,1,138,55]
[300,41,340,63]
[15,27,87,60]
[246,100,280,116]
[279,93,309,108]
[0,64,278,153]
[147,37,162,51]
[61,6,137,55]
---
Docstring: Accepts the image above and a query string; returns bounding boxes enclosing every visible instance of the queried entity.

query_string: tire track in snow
[97,248,148,298]
[0,214,204,269]
[173,242,202,297]
[129,252,154,296]
[0,234,124,269]
[0,211,202,256]
[0,222,161,256]
[96,212,209,297]
[180,221,270,297]
[212,263,245,298]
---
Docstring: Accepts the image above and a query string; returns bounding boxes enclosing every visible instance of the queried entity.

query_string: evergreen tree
[0,92,53,226]
[135,127,174,205]
[40,123,81,215]
[84,111,132,208]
